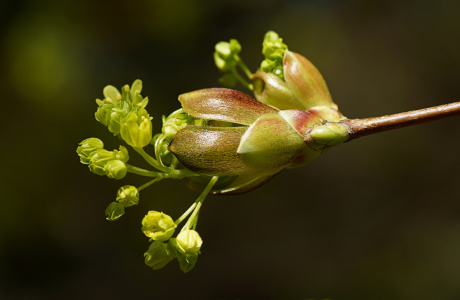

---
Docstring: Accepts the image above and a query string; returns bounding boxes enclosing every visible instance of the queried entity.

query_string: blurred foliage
[1,0,460,299]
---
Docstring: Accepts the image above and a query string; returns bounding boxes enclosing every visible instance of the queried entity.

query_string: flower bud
[108,109,127,135]
[105,201,125,221]
[95,102,114,127]
[168,238,199,273]
[213,39,241,72]
[104,160,127,179]
[77,138,104,164]
[120,109,153,148]
[116,185,139,207]
[141,211,176,241]
[144,241,174,270]
[176,229,202,255]
[88,149,116,176]
[260,31,288,80]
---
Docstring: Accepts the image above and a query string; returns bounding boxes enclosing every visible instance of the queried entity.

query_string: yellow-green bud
[141,211,176,241]
[77,138,104,164]
[144,241,174,270]
[176,229,202,255]
[116,185,139,207]
[95,103,113,127]
[88,149,115,176]
[104,160,127,179]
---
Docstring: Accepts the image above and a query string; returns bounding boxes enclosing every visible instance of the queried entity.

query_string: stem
[340,101,460,141]
[126,165,163,177]
[182,176,218,231]
[138,178,162,191]
[134,147,169,173]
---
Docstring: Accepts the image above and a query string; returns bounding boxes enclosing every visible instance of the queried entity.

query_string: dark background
[1,0,460,299]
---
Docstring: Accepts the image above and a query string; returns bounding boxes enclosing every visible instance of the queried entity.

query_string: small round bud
[141,211,176,241]
[104,160,127,179]
[176,229,202,255]
[88,149,115,176]
[105,201,125,221]
[116,185,139,207]
[168,238,198,273]
[144,241,174,270]
[77,138,104,164]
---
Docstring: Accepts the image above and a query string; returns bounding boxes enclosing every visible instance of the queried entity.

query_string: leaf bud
[104,160,127,180]
[308,123,349,147]
[144,241,174,270]
[116,185,139,207]
[141,211,176,241]
[77,138,104,164]
[105,201,125,221]
[176,229,202,255]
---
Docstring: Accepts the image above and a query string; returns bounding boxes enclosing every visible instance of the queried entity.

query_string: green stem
[138,178,163,192]
[126,164,163,177]
[182,176,218,231]
[231,68,252,90]
[133,147,169,172]
[236,58,253,79]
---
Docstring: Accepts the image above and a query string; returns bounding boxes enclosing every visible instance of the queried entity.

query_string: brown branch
[340,101,460,141]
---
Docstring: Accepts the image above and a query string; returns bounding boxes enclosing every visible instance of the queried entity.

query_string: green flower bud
[108,109,127,135]
[116,185,139,207]
[88,149,116,176]
[105,201,125,221]
[260,31,288,80]
[77,138,104,164]
[213,39,241,72]
[176,229,202,255]
[168,238,198,273]
[144,241,174,270]
[104,160,127,179]
[120,109,153,148]
[141,211,176,241]
[95,102,114,127]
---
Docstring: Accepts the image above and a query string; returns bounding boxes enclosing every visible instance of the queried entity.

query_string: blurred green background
[1,0,460,299]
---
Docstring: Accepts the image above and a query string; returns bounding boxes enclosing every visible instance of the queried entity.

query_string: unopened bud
[77,138,104,164]
[104,160,127,180]
[141,211,176,241]
[116,185,139,207]
[176,229,202,255]
[144,241,174,270]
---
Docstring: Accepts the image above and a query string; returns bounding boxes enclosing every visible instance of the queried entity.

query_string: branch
[340,101,460,141]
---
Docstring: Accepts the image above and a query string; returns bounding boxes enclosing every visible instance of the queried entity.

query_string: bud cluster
[95,80,152,148]
[77,138,129,179]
